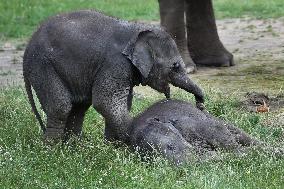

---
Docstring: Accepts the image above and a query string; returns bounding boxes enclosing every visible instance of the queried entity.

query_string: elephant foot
[185,0,235,68]
[63,131,83,143]
[179,49,196,73]
[188,39,234,67]
[104,129,130,145]
[185,66,196,74]
[43,128,64,145]
[104,134,130,148]
[193,51,234,67]
[104,131,116,143]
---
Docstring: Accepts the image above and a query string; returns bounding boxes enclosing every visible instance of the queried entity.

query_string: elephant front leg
[158,0,196,73]
[92,85,133,144]
[104,110,132,144]
[185,0,234,67]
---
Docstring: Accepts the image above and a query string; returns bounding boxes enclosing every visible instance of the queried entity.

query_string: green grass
[0,0,159,39]
[0,87,283,188]
[0,0,284,39]
[214,0,284,19]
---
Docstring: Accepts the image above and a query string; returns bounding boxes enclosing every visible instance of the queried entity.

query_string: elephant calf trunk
[169,72,205,109]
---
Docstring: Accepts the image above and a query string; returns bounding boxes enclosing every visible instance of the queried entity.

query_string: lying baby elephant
[23,10,204,143]
[129,99,263,165]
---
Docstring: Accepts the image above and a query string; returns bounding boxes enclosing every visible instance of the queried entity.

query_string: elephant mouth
[164,84,170,99]
[151,83,170,98]
[147,79,170,98]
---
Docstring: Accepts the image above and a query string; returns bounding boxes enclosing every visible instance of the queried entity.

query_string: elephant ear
[122,30,155,79]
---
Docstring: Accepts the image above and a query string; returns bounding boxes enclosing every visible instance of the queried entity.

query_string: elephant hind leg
[31,66,73,143]
[64,103,90,141]
[44,98,72,143]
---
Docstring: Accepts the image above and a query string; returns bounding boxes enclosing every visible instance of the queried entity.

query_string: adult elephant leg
[185,0,234,67]
[158,0,196,73]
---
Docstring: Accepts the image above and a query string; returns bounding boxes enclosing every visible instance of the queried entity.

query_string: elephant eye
[172,62,180,71]
[167,144,175,151]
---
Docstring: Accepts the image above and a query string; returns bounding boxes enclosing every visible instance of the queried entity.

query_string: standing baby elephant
[23,10,204,143]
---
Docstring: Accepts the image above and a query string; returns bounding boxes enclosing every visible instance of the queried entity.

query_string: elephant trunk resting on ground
[23,10,204,144]
[129,99,283,165]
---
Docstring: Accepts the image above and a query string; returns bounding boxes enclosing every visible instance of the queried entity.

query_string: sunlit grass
[0,87,283,188]
[0,0,284,39]
[214,0,284,19]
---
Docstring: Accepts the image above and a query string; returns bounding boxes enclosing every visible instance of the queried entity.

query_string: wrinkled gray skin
[130,99,261,165]
[23,10,204,143]
[158,0,234,73]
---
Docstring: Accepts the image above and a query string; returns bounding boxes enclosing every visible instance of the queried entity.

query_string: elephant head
[132,117,196,165]
[123,29,205,108]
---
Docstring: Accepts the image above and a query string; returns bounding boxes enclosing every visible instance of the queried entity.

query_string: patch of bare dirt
[1,18,284,98]
[192,18,284,94]
[0,41,24,87]
[242,92,284,112]
[135,18,284,104]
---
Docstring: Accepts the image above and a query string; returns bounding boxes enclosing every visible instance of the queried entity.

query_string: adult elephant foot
[188,40,234,67]
[181,50,196,73]
[185,0,235,67]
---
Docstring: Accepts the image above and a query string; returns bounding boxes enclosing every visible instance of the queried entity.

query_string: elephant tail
[24,77,46,132]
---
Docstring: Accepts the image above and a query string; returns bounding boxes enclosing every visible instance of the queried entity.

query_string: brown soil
[194,17,284,95]
[242,92,284,112]
[0,40,24,87]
